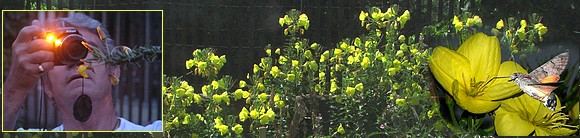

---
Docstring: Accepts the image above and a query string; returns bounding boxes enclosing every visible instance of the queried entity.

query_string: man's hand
[3,20,55,130]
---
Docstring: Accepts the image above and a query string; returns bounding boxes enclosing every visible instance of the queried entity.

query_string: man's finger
[14,26,44,44]
[40,62,55,72]
[27,51,55,64]
[32,20,42,27]
[28,39,54,52]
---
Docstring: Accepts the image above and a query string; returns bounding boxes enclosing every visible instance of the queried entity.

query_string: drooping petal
[480,61,528,100]
[457,33,501,82]
[535,125,578,136]
[429,46,472,94]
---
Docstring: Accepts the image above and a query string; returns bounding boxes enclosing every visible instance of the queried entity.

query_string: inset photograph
[2,11,162,131]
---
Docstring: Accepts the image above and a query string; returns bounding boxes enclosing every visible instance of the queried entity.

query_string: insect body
[510,51,569,111]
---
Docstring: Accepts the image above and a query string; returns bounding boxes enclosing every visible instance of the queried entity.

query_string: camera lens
[55,34,88,65]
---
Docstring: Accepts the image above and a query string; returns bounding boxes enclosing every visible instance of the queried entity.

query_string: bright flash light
[45,33,56,42]
[54,39,62,47]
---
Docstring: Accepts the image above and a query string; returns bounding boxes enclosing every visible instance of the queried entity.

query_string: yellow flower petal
[495,105,536,136]
[77,65,89,78]
[496,94,576,136]
[479,61,528,100]
[429,46,472,94]
[456,33,501,82]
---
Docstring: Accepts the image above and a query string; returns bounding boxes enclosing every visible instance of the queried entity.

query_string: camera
[46,27,89,66]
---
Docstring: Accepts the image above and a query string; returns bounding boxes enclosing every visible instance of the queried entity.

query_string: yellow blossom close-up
[494,94,578,136]
[429,32,526,114]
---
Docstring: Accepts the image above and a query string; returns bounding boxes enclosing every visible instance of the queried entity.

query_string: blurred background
[2,11,162,129]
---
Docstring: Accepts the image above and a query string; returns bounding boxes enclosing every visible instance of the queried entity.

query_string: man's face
[47,28,113,112]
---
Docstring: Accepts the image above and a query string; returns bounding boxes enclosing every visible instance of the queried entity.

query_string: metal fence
[2,11,162,129]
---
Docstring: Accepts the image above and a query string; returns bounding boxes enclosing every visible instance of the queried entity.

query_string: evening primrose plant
[163,6,455,137]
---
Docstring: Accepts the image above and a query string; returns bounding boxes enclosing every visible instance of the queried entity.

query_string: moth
[510,51,569,111]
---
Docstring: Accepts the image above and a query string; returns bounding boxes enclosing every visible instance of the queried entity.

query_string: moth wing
[529,51,569,80]
[540,75,560,83]
[534,85,557,97]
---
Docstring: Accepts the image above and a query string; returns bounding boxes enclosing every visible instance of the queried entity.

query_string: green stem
[447,97,459,126]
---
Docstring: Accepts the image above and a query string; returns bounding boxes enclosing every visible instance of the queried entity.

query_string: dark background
[2,0,579,88]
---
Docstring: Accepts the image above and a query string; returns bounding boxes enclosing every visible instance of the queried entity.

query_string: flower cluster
[185,49,226,79]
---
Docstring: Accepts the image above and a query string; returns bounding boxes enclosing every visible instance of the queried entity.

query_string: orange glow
[45,33,56,42]
[54,39,62,47]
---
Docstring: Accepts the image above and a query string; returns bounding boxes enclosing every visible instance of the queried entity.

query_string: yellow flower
[396,98,406,107]
[330,80,338,93]
[233,89,250,100]
[258,82,266,92]
[239,80,247,88]
[371,8,383,20]
[320,50,330,62]
[495,94,578,136]
[346,87,356,96]
[232,124,244,135]
[387,67,399,76]
[249,109,259,119]
[466,15,483,27]
[298,14,310,30]
[310,43,319,49]
[274,93,285,107]
[278,17,285,27]
[259,108,276,124]
[213,117,229,135]
[193,94,201,104]
[253,64,260,73]
[396,50,404,57]
[453,16,464,31]
[534,23,548,36]
[496,19,504,29]
[212,81,219,90]
[384,7,395,19]
[304,50,313,59]
[520,20,527,28]
[286,73,296,81]
[183,114,191,125]
[319,72,325,80]
[258,93,268,102]
[77,65,89,78]
[186,59,195,69]
[517,27,526,39]
[279,56,287,65]
[429,33,526,114]
[266,48,271,56]
[221,92,230,105]
[336,124,345,134]
[398,10,411,28]
[355,83,364,92]
[291,60,299,66]
[427,110,435,119]
[270,66,281,78]
[359,11,367,22]
[196,114,204,121]
[334,48,343,56]
[239,107,249,122]
[216,124,228,135]
[361,56,371,69]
